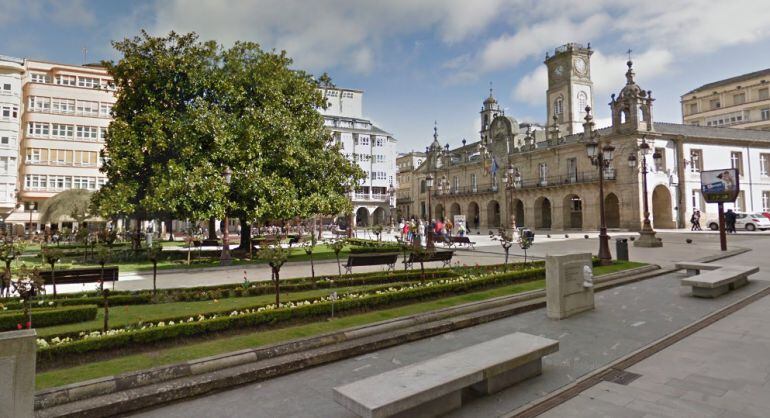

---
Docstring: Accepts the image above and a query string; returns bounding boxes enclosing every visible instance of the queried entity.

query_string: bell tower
[545,43,594,135]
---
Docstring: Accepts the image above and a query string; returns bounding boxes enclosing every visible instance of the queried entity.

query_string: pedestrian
[691,209,702,231]
[417,220,426,246]
[445,219,453,236]
[725,209,737,233]
[458,223,466,237]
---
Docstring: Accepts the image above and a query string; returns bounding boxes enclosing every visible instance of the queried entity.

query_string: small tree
[372,224,383,242]
[410,244,435,280]
[42,247,63,299]
[328,238,347,277]
[492,228,514,271]
[518,234,533,264]
[257,242,290,305]
[301,235,318,280]
[95,245,111,292]
[147,243,163,298]
[13,265,43,328]
[0,240,23,298]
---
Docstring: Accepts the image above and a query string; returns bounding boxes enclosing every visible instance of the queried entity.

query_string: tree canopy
[93,31,362,224]
[39,189,96,225]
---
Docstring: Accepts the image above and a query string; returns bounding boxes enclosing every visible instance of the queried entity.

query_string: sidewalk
[132,263,770,417]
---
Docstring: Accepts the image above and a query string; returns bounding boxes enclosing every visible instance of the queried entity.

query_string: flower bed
[0,305,97,331]
[35,267,545,360]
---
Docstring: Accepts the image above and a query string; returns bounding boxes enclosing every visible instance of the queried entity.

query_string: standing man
[725,209,737,233]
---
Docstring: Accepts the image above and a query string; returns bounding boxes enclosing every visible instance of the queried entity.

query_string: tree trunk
[152,262,158,299]
[103,297,109,332]
[166,218,174,241]
[273,267,280,306]
[238,219,250,251]
[51,265,57,299]
[133,219,142,252]
[208,217,217,241]
[309,252,315,279]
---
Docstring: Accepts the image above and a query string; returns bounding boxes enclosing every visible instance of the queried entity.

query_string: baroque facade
[401,43,770,232]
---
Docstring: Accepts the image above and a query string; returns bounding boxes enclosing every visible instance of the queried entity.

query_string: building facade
[1,59,114,233]
[401,44,770,233]
[395,151,425,220]
[318,86,398,226]
[681,68,770,130]
[0,55,24,219]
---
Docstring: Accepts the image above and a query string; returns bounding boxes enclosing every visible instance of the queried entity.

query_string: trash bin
[615,238,629,261]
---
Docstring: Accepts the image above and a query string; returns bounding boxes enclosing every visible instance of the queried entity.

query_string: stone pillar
[0,329,37,418]
[546,253,594,319]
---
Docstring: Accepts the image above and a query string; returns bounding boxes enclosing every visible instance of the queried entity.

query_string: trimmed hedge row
[37,267,545,360]
[0,305,97,331]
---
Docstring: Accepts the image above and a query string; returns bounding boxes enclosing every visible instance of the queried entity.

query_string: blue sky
[2,0,770,152]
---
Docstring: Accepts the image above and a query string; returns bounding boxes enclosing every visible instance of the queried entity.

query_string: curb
[34,264,661,417]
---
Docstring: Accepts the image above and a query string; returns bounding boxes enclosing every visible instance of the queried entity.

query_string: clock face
[574,58,587,75]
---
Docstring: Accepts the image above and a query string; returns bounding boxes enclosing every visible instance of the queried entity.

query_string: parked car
[707,212,770,231]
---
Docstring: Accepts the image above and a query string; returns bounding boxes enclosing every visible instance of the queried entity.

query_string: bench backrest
[38,267,119,285]
[408,251,454,263]
[346,253,398,267]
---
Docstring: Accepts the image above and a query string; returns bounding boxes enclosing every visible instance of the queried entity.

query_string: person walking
[417,220,426,246]
[691,209,702,231]
[445,219,453,237]
[725,209,737,233]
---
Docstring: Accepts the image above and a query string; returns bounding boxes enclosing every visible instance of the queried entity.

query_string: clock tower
[545,43,594,136]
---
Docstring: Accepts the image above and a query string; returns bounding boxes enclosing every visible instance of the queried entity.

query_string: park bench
[674,261,723,277]
[404,250,454,269]
[343,253,398,274]
[446,236,476,250]
[681,265,758,298]
[333,332,559,418]
[38,266,119,286]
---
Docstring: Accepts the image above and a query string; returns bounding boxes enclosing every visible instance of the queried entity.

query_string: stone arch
[487,200,501,229]
[449,202,461,220]
[563,194,583,229]
[355,207,370,227]
[372,207,386,226]
[468,201,480,229]
[512,198,524,228]
[534,197,552,229]
[652,185,675,229]
[434,203,445,221]
[605,193,620,229]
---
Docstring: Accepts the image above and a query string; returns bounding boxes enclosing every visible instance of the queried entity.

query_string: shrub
[0,305,97,331]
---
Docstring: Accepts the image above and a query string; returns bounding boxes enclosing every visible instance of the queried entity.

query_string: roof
[651,122,770,142]
[683,68,770,96]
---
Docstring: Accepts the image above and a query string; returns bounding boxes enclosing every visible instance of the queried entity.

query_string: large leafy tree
[94,31,362,245]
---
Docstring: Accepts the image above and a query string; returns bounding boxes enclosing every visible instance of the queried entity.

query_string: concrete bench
[333,332,558,418]
[682,266,759,298]
[674,261,723,277]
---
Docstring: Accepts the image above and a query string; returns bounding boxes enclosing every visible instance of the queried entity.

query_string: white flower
[48,301,54,306]
[158,322,166,327]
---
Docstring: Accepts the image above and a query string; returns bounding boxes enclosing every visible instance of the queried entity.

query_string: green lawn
[35,279,545,389]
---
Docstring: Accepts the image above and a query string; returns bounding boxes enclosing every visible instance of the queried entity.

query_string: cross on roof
[627,49,632,61]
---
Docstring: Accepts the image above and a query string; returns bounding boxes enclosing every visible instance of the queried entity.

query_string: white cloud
[512,66,547,106]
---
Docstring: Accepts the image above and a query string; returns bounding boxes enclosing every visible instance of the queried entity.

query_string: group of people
[398,217,466,245]
[690,208,738,233]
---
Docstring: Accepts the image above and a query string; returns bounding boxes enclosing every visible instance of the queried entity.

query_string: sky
[2,0,770,152]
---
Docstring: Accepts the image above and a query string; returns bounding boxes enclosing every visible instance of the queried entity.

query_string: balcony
[516,171,615,190]
[353,193,390,202]
[432,185,498,197]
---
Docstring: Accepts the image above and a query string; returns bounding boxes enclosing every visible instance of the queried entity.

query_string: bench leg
[691,284,730,298]
[685,269,699,277]
[442,259,451,268]
[730,275,749,290]
[387,263,395,272]
[390,389,462,418]
[471,358,543,395]
[345,266,352,275]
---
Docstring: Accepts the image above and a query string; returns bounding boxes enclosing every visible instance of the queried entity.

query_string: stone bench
[333,332,559,418]
[674,261,723,277]
[681,266,759,298]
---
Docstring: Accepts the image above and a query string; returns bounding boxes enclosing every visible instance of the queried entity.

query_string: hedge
[37,267,545,360]
[0,305,97,331]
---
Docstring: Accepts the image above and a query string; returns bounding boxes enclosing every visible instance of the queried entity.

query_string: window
[360,136,370,146]
[709,99,721,109]
[76,101,99,116]
[51,124,74,139]
[654,148,666,172]
[0,136,11,147]
[55,75,77,86]
[100,79,115,90]
[76,125,99,141]
[692,189,704,211]
[50,149,72,165]
[554,96,563,116]
[99,127,108,141]
[99,103,112,117]
[452,176,459,192]
[733,93,746,105]
[77,77,100,88]
[49,176,69,191]
[28,122,49,137]
[29,97,51,112]
[689,149,703,173]
[375,138,384,147]
[688,103,698,115]
[0,157,15,175]
[762,154,770,176]
[736,191,745,212]
[577,92,587,113]
[73,177,92,189]
[420,180,426,194]
[52,98,75,114]
[26,149,42,163]
[30,73,49,83]
[566,158,577,181]
[2,83,11,91]
[539,163,548,185]
[730,151,743,175]
[759,88,769,100]
[1,105,18,120]
[763,191,770,211]
[762,109,770,121]
[25,175,47,190]
[471,174,477,192]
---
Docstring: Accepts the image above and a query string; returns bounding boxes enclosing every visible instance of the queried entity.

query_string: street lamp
[583,106,613,266]
[388,182,396,229]
[220,166,232,266]
[426,174,434,248]
[503,163,521,230]
[628,136,663,247]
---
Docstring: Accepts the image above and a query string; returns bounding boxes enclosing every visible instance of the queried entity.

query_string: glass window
[731,151,743,175]
[759,88,769,100]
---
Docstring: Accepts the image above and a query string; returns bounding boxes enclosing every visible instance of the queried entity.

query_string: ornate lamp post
[502,163,521,230]
[628,136,663,247]
[584,107,613,266]
[388,182,396,229]
[425,174,434,248]
[220,166,232,266]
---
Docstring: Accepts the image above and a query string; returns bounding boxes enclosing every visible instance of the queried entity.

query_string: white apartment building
[0,55,24,219]
[318,86,398,226]
[4,59,114,233]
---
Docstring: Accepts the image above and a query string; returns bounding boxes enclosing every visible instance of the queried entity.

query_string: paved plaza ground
[130,233,770,418]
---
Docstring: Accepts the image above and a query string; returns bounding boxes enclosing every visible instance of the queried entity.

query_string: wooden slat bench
[38,267,119,285]
[404,250,454,269]
[343,253,399,274]
[681,265,758,298]
[446,236,476,250]
[333,332,559,418]
[674,261,723,277]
